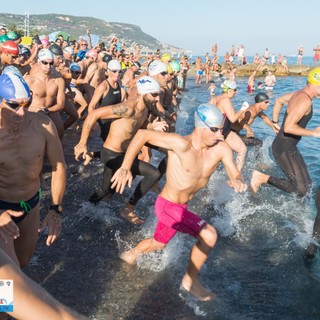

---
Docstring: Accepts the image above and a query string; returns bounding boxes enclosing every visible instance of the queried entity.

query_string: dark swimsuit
[0,189,41,224]
[268,92,312,196]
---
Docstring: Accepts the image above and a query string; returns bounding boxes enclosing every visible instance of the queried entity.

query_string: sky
[2,0,320,56]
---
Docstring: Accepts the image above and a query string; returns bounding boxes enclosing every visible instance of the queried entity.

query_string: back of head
[0,34,9,43]
[85,49,98,59]
[170,60,181,72]
[136,76,160,95]
[70,62,81,72]
[102,53,112,64]
[0,72,31,100]
[254,92,269,103]
[161,53,171,62]
[6,31,18,41]
[1,40,19,55]
[307,67,320,85]
[221,79,237,92]
[2,65,23,78]
[148,60,167,76]
[194,103,223,129]
[49,43,63,56]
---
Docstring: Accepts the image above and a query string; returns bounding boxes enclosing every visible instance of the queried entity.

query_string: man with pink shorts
[111,103,247,301]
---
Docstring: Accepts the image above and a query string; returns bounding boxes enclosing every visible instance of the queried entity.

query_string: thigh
[14,204,40,267]
[226,131,246,152]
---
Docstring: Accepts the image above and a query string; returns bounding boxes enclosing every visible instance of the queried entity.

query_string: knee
[152,238,167,251]
[200,224,218,249]
[296,184,310,197]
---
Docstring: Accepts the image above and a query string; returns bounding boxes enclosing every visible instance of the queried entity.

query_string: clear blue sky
[2,1,320,56]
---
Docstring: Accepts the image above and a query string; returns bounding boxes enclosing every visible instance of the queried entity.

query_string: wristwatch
[43,107,50,113]
[49,204,63,214]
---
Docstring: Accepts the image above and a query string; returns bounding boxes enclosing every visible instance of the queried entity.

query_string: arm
[111,129,186,193]
[47,78,65,113]
[87,82,106,113]
[272,92,294,124]
[220,142,247,193]
[0,249,88,320]
[259,112,279,134]
[39,118,67,246]
[222,99,245,123]
[86,28,92,49]
[74,103,131,160]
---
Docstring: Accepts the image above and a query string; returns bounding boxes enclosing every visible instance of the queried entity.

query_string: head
[136,76,161,110]
[194,103,223,146]
[161,53,171,63]
[148,60,168,87]
[221,80,237,96]
[70,62,81,79]
[79,40,88,50]
[0,72,32,121]
[169,61,181,74]
[85,49,98,62]
[38,49,54,74]
[132,61,141,73]
[254,92,270,110]
[49,44,64,67]
[307,67,320,97]
[107,60,122,80]
[63,46,74,60]
[1,40,19,64]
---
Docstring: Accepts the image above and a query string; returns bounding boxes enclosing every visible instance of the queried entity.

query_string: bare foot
[250,170,269,193]
[120,204,144,225]
[84,152,94,166]
[181,275,214,302]
[119,250,138,265]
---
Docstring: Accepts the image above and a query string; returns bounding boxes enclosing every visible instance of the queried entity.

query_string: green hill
[0,12,184,54]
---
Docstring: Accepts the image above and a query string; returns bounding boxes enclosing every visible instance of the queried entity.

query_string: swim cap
[108,60,121,70]
[194,103,223,129]
[148,60,167,76]
[102,53,112,64]
[254,92,269,103]
[170,61,181,72]
[6,31,18,40]
[19,45,31,57]
[49,44,63,56]
[70,62,81,72]
[136,76,161,95]
[0,34,9,43]
[161,53,171,62]
[0,72,31,101]
[2,65,23,78]
[38,49,54,61]
[85,49,98,59]
[63,46,74,55]
[221,79,237,92]
[307,67,320,85]
[1,40,19,55]
[41,38,49,46]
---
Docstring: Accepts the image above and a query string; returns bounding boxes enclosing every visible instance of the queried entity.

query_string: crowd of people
[0,27,320,318]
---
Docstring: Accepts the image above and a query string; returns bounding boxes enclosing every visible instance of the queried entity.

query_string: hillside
[0,12,184,54]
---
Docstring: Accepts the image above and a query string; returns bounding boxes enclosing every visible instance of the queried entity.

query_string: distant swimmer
[251,67,320,196]
[264,70,276,90]
[111,104,247,301]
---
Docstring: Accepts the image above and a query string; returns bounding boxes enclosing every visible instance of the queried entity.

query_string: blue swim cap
[70,62,81,72]
[0,73,31,101]
[194,103,223,129]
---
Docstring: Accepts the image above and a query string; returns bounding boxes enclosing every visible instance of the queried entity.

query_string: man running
[111,103,247,301]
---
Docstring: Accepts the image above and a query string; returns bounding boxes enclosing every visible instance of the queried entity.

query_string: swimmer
[251,67,320,195]
[111,103,247,301]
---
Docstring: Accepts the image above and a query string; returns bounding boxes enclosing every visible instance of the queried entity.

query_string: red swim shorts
[153,196,207,244]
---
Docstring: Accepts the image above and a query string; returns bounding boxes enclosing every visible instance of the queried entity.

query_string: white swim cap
[194,103,223,129]
[38,48,54,61]
[136,76,160,95]
[108,60,121,71]
[148,60,167,76]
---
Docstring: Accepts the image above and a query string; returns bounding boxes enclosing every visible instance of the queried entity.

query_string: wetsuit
[98,80,122,141]
[222,113,232,139]
[268,93,312,196]
[90,147,161,204]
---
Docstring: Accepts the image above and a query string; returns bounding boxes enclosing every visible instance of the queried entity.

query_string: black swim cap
[102,54,112,64]
[255,92,269,103]
[49,44,63,56]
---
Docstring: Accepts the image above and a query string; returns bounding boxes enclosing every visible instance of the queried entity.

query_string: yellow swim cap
[161,53,171,62]
[167,64,173,74]
[307,67,320,85]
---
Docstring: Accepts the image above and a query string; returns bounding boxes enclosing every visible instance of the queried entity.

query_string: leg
[14,205,40,267]
[181,224,217,301]
[225,131,247,172]
[62,99,79,130]
[120,238,166,265]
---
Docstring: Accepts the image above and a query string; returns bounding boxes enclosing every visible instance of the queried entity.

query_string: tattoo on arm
[112,104,128,117]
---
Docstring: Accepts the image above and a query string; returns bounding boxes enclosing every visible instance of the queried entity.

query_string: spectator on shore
[297,45,303,65]
[313,45,320,65]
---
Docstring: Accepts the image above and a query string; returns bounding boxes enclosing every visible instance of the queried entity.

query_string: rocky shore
[187,63,313,78]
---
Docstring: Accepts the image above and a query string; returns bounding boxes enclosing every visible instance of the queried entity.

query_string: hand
[86,28,90,34]
[152,117,169,132]
[313,127,320,137]
[74,142,88,161]
[241,101,250,111]
[38,211,61,246]
[228,179,248,193]
[0,210,23,242]
[272,123,280,134]
[110,168,133,194]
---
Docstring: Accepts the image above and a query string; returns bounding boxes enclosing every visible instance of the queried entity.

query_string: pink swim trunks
[153,196,207,244]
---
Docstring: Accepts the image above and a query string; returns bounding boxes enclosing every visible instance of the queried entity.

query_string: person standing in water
[111,103,247,301]
[251,68,320,196]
